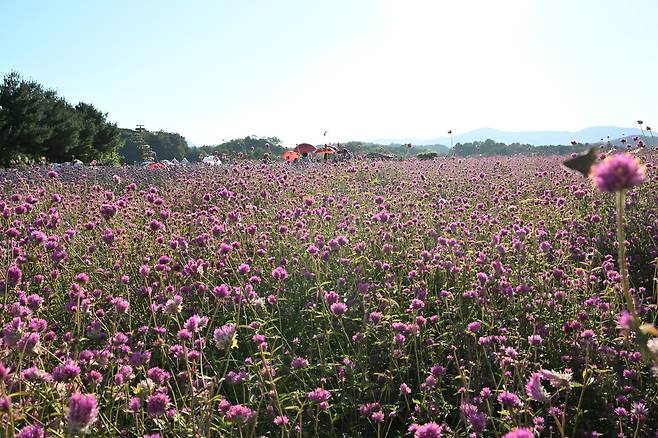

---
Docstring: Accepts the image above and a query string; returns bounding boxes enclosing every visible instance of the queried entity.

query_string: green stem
[615,190,635,315]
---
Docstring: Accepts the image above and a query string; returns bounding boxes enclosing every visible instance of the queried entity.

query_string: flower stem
[615,190,636,315]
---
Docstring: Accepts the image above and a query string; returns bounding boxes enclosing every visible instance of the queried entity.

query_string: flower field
[1,154,658,437]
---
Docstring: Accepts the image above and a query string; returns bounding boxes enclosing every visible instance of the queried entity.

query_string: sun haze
[1,0,656,145]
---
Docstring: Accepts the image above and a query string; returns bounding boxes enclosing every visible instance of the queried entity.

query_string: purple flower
[139,264,150,277]
[147,367,170,385]
[183,314,208,333]
[0,395,10,413]
[53,361,81,382]
[74,272,90,284]
[100,203,117,220]
[527,334,542,345]
[525,372,550,403]
[371,411,385,422]
[67,393,99,434]
[274,415,289,426]
[163,295,183,315]
[631,401,648,422]
[413,421,444,438]
[7,264,22,286]
[307,387,331,404]
[129,396,142,412]
[291,356,309,369]
[461,403,487,433]
[0,361,8,381]
[146,392,170,417]
[213,323,236,350]
[615,407,628,417]
[617,311,633,331]
[271,266,289,280]
[369,311,382,323]
[591,153,646,192]
[16,424,44,438]
[539,369,572,388]
[224,404,254,424]
[497,391,523,409]
[330,302,348,316]
[324,291,339,305]
[111,297,129,313]
[502,427,534,438]
[579,329,596,347]
[466,321,481,333]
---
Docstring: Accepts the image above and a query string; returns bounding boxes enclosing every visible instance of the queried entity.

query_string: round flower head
[146,392,170,417]
[413,421,444,438]
[213,323,236,350]
[590,153,646,192]
[16,424,44,438]
[67,392,99,434]
[502,427,534,438]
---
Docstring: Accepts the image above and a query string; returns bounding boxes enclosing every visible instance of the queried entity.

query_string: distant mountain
[606,134,658,148]
[374,126,652,147]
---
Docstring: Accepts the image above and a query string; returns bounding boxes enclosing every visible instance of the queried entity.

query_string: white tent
[180,158,190,165]
[171,158,180,165]
[202,156,222,166]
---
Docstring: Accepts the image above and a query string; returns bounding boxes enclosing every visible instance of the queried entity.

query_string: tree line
[2,72,626,167]
[0,72,289,166]
[449,138,598,157]
[0,72,123,166]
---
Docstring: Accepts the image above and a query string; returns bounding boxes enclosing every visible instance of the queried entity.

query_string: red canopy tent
[294,143,316,154]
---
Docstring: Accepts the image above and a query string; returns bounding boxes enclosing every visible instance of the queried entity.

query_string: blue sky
[2,0,657,146]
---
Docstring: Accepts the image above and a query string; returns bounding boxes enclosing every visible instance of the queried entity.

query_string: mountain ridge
[373,125,654,147]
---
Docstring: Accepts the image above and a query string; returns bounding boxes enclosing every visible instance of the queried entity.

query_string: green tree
[72,102,122,163]
[0,71,123,166]
[0,72,56,165]
[118,128,189,163]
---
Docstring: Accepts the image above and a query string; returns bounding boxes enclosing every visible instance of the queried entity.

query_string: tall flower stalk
[615,190,636,315]
[590,153,653,360]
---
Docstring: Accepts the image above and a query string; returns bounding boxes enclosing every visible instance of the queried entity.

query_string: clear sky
[2,0,657,146]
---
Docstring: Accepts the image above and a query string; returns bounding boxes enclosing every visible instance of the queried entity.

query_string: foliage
[448,138,621,157]
[118,129,190,164]
[191,136,285,161]
[341,141,449,158]
[417,152,439,160]
[0,72,122,166]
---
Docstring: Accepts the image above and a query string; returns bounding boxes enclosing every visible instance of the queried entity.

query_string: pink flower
[274,415,289,426]
[590,153,646,192]
[525,372,550,403]
[412,421,444,438]
[330,302,348,316]
[502,427,534,438]
[307,388,331,404]
[67,393,99,433]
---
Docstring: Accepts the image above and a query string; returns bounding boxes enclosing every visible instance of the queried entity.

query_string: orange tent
[282,150,300,162]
